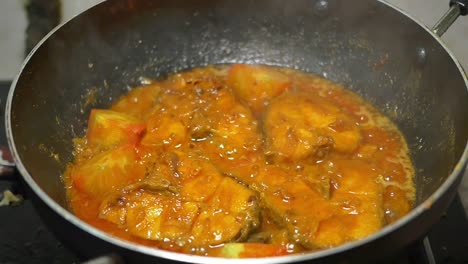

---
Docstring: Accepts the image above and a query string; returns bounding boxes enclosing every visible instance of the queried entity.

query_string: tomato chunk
[227,64,290,113]
[72,145,145,198]
[87,109,146,149]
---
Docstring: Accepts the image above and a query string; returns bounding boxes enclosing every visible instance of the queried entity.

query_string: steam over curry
[65,65,415,258]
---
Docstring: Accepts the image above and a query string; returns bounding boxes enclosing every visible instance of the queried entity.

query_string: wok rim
[5,0,468,263]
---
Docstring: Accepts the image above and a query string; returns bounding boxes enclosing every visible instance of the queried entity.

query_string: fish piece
[194,85,265,184]
[251,159,383,249]
[252,166,335,249]
[100,191,200,245]
[191,177,260,246]
[313,159,384,248]
[141,114,188,148]
[176,155,224,203]
[264,93,362,162]
[99,154,260,248]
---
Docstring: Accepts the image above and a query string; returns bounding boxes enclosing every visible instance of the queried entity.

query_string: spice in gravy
[64,64,415,258]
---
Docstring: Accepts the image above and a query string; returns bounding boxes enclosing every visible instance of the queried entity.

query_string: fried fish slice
[264,93,362,162]
[176,154,261,245]
[313,159,384,248]
[250,159,384,249]
[191,177,260,246]
[100,190,200,245]
[194,84,265,184]
[99,154,260,248]
[252,166,335,248]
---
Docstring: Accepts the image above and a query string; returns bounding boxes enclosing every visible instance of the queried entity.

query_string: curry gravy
[64,65,415,257]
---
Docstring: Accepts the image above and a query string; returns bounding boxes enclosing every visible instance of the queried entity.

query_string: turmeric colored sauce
[64,64,415,258]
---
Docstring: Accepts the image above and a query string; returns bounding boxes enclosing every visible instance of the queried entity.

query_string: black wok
[4,0,468,263]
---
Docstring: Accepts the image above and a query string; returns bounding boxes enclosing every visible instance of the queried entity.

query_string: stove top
[0,81,467,264]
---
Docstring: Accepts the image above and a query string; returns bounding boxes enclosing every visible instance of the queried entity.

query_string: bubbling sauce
[64,64,415,258]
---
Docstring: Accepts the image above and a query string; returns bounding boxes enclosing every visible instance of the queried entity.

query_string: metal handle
[432,0,467,37]
[451,0,468,15]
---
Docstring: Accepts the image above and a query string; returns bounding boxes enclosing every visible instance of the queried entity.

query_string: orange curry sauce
[64,64,415,258]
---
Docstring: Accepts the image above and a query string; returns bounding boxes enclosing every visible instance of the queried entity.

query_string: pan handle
[432,0,467,37]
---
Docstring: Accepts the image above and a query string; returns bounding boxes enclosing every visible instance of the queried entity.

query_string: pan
[3,0,468,263]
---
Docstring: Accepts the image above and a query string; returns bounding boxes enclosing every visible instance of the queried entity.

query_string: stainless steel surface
[433,4,462,36]
[5,0,468,263]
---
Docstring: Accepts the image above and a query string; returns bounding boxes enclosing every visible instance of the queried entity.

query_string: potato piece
[227,64,290,113]
[87,109,145,149]
[72,145,145,198]
[264,93,361,161]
